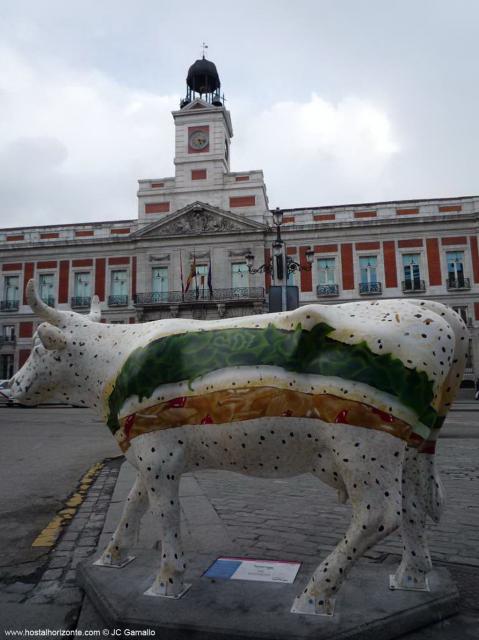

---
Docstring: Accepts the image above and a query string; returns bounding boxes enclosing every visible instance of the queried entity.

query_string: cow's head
[9,280,101,406]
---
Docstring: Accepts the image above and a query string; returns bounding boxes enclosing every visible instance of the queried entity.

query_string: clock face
[189,129,209,151]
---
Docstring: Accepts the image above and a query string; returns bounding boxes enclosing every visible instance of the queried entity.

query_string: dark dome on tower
[186,58,221,94]
[181,56,224,108]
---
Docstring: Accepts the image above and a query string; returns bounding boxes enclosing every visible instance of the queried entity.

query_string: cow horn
[26,279,64,326]
[87,295,101,322]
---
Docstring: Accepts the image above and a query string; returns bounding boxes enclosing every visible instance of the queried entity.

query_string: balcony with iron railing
[0,335,16,347]
[134,287,265,306]
[316,284,339,297]
[108,295,129,307]
[41,296,55,307]
[71,296,92,308]
[0,300,19,312]
[447,277,471,291]
[402,279,426,293]
[359,282,382,295]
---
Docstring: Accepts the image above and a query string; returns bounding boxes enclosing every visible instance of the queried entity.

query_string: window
[452,306,469,326]
[2,276,19,310]
[0,354,14,379]
[109,270,128,306]
[402,254,422,290]
[196,265,209,297]
[318,258,336,285]
[446,251,465,287]
[74,272,91,298]
[359,256,377,284]
[39,273,54,304]
[110,270,128,296]
[2,325,15,341]
[231,263,248,289]
[152,267,168,301]
[4,276,19,302]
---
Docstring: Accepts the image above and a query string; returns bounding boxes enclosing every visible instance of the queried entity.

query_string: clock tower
[137,55,269,223]
[173,57,233,188]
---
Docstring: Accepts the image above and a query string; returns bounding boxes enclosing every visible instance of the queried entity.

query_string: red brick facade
[426,238,442,286]
[145,202,170,214]
[383,240,398,288]
[19,322,33,338]
[299,247,313,292]
[58,260,70,303]
[95,258,106,301]
[341,244,354,290]
[229,196,256,208]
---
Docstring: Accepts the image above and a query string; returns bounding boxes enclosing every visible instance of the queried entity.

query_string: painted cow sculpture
[11,280,467,614]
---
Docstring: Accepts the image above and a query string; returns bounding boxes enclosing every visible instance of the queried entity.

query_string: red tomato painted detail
[168,397,187,408]
[335,409,349,424]
[282,409,293,416]
[421,441,436,454]
[124,413,136,440]
[372,407,395,423]
[201,414,214,424]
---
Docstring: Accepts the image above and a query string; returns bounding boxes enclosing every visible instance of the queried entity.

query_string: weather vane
[202,42,208,59]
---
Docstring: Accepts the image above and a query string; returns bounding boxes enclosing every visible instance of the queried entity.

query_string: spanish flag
[185,257,197,293]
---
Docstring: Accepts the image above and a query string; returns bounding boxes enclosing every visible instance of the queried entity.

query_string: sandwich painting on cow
[10,279,467,615]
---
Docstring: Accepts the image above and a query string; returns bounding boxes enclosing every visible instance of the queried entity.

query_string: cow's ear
[37,323,67,351]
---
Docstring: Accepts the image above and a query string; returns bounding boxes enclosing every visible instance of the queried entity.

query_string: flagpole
[180,249,185,301]
[194,250,199,300]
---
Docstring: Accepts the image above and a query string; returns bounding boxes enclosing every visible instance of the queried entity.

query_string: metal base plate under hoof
[144,582,192,599]
[93,555,136,569]
[389,574,430,592]
[291,596,336,617]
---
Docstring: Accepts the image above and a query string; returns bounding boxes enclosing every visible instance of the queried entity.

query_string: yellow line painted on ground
[31,461,104,548]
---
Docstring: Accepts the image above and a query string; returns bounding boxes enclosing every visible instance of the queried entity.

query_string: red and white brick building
[1,58,478,381]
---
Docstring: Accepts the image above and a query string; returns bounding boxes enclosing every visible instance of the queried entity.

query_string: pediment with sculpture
[134,202,266,238]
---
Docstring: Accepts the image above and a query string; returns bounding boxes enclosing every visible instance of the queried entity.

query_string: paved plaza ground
[0,400,478,638]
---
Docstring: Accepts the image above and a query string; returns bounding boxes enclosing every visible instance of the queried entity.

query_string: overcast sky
[0,0,478,228]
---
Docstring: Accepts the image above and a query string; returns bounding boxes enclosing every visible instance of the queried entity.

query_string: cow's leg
[392,448,439,590]
[293,430,403,615]
[145,470,186,597]
[99,473,148,566]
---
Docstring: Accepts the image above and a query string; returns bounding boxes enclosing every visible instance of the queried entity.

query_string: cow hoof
[389,573,429,592]
[94,553,135,568]
[144,579,191,599]
[291,593,335,616]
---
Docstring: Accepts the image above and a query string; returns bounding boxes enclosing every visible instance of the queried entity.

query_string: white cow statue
[11,280,467,615]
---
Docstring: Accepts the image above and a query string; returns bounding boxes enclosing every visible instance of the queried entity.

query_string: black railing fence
[134,287,265,305]
[71,296,92,308]
[316,284,339,297]
[359,282,382,295]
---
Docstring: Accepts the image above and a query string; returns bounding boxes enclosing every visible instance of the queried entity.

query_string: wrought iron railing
[359,282,382,295]
[447,277,471,291]
[402,279,426,293]
[0,300,19,311]
[0,336,16,346]
[71,296,92,308]
[41,296,55,307]
[108,295,129,307]
[316,284,339,297]
[134,287,265,306]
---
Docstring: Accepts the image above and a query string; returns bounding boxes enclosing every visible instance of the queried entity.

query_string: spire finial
[202,42,208,59]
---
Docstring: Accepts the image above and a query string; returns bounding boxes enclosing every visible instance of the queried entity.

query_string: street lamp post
[245,207,314,311]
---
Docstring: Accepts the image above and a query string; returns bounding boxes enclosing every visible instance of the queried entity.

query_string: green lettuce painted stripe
[107,323,437,434]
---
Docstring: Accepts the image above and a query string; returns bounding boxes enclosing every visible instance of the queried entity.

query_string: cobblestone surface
[0,458,122,618]
[193,434,479,570]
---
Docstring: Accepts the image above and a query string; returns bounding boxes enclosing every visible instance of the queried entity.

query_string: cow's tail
[406,299,469,522]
